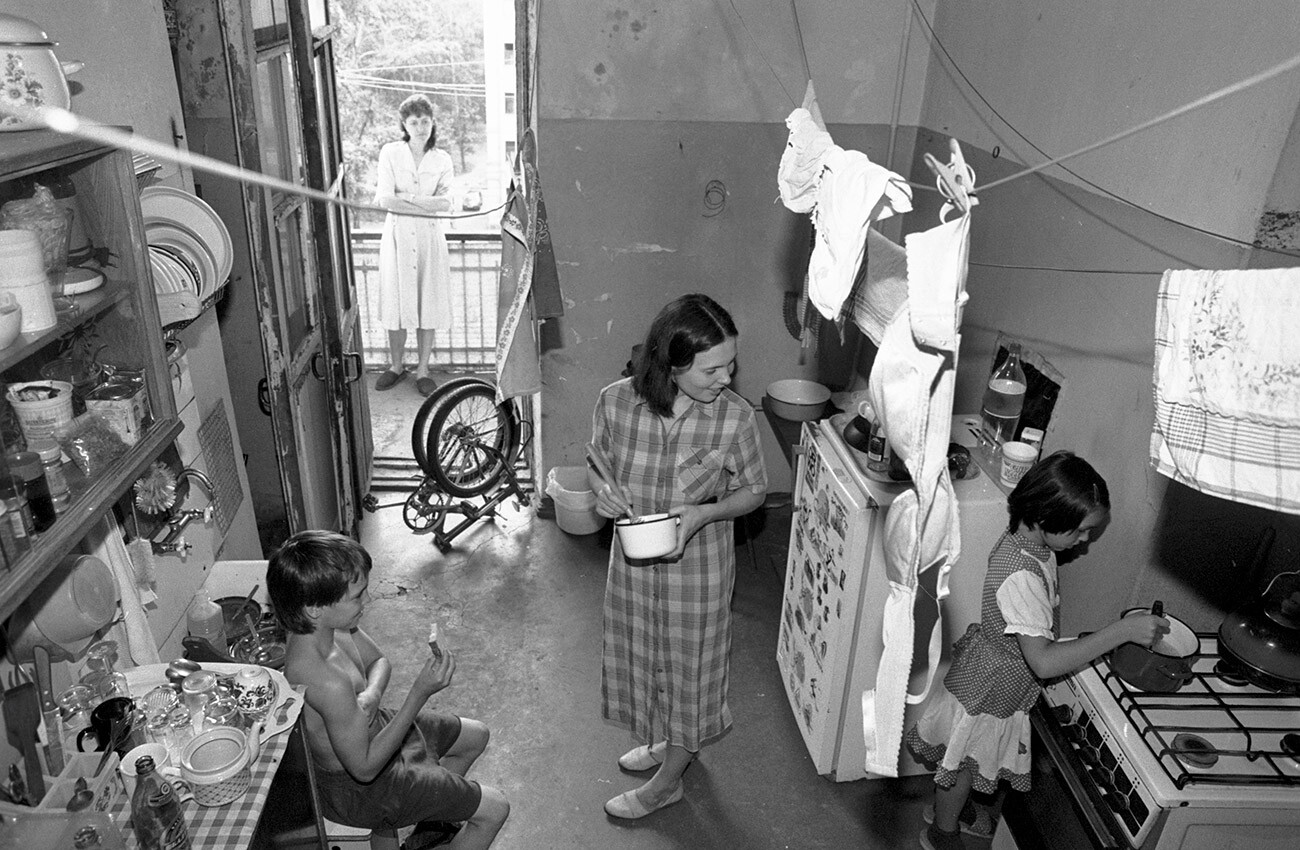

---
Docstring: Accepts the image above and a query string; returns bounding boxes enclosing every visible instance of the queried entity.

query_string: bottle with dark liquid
[130,756,191,850]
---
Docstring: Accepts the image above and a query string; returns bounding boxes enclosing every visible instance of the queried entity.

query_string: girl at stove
[906,451,1169,850]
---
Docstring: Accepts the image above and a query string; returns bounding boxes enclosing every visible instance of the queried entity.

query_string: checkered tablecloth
[112,722,292,847]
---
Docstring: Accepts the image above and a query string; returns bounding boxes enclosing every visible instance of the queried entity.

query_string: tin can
[85,381,148,446]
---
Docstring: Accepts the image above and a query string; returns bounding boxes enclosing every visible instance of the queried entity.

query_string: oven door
[1000,703,1143,850]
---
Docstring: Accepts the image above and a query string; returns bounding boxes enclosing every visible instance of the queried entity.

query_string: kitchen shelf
[0,416,183,624]
[0,287,129,374]
[0,130,179,627]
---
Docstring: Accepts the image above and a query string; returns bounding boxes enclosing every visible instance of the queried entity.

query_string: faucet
[152,467,216,555]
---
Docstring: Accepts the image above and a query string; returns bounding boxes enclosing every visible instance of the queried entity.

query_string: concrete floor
[354,374,989,849]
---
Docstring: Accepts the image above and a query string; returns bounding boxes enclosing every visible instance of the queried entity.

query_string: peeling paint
[606,320,614,336]
[595,293,611,302]
[575,180,583,193]
[614,243,677,255]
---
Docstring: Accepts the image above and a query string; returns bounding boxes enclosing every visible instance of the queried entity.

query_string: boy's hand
[413,649,456,701]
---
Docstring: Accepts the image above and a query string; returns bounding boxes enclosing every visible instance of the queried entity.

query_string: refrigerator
[776,413,1008,781]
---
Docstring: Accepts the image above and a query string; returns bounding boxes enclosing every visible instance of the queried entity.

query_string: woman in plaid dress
[905,452,1167,850]
[589,294,768,819]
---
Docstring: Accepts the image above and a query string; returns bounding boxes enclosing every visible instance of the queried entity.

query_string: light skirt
[907,688,1032,793]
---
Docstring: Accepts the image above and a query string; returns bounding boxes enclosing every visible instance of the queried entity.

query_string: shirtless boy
[268,530,509,850]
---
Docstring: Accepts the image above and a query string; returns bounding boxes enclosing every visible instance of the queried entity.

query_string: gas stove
[1039,635,1300,848]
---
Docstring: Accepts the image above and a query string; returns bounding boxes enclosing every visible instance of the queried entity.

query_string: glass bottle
[0,473,34,547]
[980,342,1028,447]
[31,438,70,513]
[4,450,56,532]
[130,755,191,850]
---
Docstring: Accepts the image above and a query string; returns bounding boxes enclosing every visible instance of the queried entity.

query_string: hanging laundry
[1151,268,1300,515]
[777,108,912,322]
[860,210,972,777]
[495,180,542,401]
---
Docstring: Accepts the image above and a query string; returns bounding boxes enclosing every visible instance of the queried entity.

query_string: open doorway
[333,0,518,491]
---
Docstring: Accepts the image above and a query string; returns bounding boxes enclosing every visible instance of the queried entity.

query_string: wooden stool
[323,819,400,850]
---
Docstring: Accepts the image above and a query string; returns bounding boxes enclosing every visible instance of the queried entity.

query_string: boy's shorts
[315,708,483,830]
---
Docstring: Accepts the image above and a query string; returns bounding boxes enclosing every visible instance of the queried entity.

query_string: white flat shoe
[617,742,666,771]
[604,783,684,819]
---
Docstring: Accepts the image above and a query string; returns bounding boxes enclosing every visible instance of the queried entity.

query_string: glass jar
[180,669,218,715]
[56,684,95,732]
[0,474,34,545]
[163,705,194,764]
[5,449,55,531]
[30,438,69,509]
[141,685,179,719]
[202,695,243,731]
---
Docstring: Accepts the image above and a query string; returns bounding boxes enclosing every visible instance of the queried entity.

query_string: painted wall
[916,2,1300,633]
[537,0,1300,634]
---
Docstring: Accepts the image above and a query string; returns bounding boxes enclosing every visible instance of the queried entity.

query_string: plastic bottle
[129,755,191,850]
[186,590,227,652]
[980,342,1028,446]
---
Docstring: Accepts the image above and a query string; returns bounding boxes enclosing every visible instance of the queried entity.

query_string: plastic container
[187,590,228,652]
[6,379,74,444]
[545,466,605,535]
[1000,441,1038,488]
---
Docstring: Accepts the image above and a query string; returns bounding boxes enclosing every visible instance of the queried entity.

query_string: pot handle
[61,61,84,76]
[1151,600,1164,617]
[1158,663,1196,683]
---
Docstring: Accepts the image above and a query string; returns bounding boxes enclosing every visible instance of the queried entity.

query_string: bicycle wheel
[411,376,484,475]
[425,380,518,497]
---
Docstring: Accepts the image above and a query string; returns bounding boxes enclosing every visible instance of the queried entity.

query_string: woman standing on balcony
[374,94,454,397]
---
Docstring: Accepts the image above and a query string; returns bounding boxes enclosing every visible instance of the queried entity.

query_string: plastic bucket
[545,466,605,535]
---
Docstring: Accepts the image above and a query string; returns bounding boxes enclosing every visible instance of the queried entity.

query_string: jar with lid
[30,438,69,513]
[0,470,34,545]
[3,449,55,532]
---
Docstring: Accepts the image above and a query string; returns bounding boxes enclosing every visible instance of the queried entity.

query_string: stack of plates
[140,186,233,299]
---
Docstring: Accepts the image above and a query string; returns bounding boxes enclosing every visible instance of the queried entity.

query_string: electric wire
[905,0,1300,260]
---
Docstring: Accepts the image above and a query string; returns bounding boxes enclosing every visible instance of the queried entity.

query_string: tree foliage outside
[334,0,486,229]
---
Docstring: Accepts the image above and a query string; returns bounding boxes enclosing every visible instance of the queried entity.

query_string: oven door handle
[1030,708,1124,849]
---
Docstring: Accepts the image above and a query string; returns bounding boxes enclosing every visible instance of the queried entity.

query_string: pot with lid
[0,13,83,131]
[1218,528,1300,690]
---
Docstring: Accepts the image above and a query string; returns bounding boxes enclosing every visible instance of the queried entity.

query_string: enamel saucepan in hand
[1109,605,1199,693]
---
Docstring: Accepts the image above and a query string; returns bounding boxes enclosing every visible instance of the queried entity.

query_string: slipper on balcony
[416,376,438,397]
[376,369,406,391]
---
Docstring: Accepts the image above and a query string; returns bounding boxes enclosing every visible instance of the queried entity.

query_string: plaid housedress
[592,378,768,751]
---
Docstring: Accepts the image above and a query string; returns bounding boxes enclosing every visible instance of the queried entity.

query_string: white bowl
[766,379,830,421]
[615,512,679,560]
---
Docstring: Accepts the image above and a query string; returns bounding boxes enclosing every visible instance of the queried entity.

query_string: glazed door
[222,0,364,533]
[288,0,372,535]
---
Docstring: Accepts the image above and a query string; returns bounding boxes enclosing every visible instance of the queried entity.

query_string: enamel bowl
[766,379,830,421]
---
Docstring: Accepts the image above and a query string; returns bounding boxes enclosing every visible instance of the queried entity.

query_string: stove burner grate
[1282,733,1300,764]
[1214,658,1251,687]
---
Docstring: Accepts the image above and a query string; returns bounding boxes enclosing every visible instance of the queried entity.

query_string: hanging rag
[495,178,542,401]
[777,108,913,324]
[860,211,972,777]
[1151,268,1300,515]
[87,515,161,666]
[522,129,564,320]
[847,229,909,348]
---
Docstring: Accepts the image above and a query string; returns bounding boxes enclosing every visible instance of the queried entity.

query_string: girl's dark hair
[398,94,437,152]
[632,294,738,417]
[1007,450,1110,534]
[267,530,372,635]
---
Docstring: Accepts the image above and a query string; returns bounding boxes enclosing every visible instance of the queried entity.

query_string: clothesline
[11,104,505,222]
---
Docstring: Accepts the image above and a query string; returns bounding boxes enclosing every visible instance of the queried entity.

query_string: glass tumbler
[163,705,195,764]
[57,684,95,734]
[202,696,243,731]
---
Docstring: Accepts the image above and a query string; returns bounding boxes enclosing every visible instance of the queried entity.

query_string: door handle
[344,352,362,383]
[311,352,326,381]
[257,378,271,416]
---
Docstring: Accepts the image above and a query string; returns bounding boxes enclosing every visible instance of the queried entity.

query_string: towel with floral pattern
[1151,269,1300,515]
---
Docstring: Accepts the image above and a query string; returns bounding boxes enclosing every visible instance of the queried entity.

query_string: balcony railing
[351,230,501,370]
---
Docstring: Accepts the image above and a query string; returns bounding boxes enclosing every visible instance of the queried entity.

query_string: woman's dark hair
[632,294,738,417]
[1007,450,1110,534]
[267,530,372,635]
[398,94,437,152]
